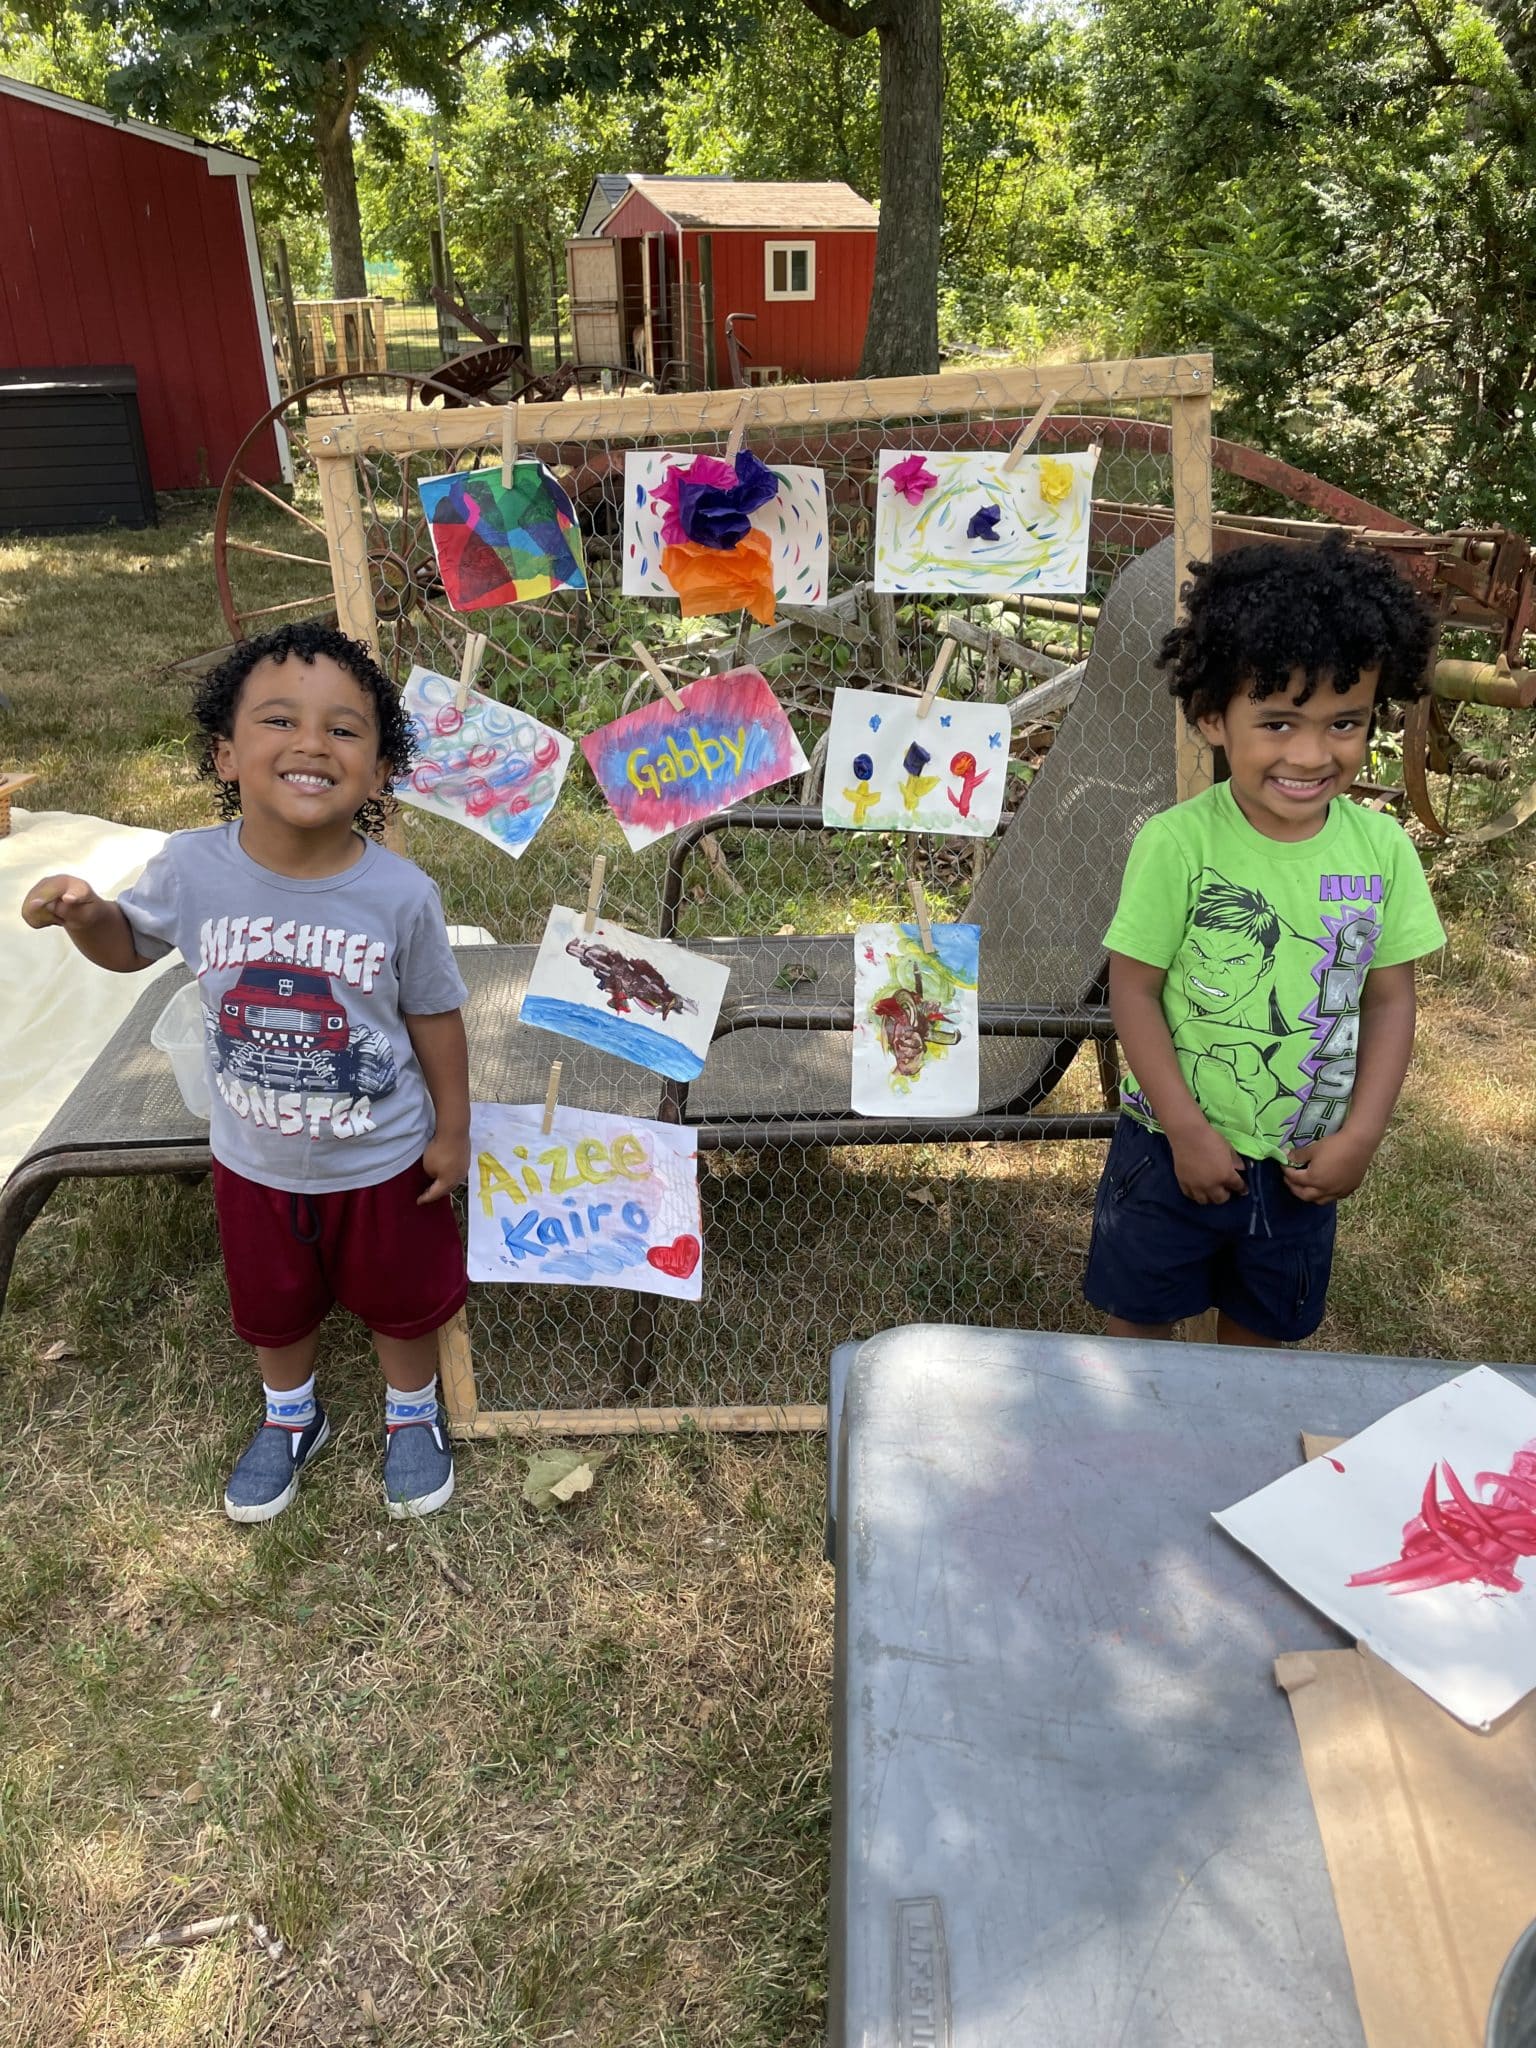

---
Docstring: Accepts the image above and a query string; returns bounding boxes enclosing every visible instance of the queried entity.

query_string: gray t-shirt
[120,823,467,1193]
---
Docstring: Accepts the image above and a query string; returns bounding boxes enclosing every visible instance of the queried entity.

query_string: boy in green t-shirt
[1084,535,1446,1345]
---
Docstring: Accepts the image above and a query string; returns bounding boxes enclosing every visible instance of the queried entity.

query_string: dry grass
[3,500,1536,2043]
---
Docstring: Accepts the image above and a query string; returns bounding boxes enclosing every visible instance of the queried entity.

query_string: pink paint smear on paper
[1347,1439,1536,1596]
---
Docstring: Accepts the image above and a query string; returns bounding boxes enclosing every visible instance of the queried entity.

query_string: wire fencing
[305,361,1213,1422]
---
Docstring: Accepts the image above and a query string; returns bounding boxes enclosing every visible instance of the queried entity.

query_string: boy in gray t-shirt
[24,623,470,1524]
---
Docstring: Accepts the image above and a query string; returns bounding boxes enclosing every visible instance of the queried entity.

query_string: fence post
[699,234,717,388]
[513,222,533,366]
[273,234,306,416]
[547,229,563,366]
[429,230,450,357]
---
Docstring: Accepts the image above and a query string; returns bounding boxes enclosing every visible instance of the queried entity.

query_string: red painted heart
[646,1234,701,1280]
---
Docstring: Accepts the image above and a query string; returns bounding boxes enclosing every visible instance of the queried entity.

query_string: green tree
[1086,0,1536,526]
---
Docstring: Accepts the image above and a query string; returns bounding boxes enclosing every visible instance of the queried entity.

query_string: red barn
[0,74,284,493]
[567,178,878,387]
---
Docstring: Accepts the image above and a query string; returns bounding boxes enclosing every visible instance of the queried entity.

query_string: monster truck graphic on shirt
[207,965,397,1100]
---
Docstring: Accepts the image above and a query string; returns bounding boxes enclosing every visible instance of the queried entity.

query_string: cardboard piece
[1275,1646,1536,2048]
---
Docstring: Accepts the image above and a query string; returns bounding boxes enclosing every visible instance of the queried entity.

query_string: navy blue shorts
[1082,1117,1335,1342]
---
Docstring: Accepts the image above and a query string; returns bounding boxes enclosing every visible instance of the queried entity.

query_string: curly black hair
[1158,533,1437,724]
[193,621,414,836]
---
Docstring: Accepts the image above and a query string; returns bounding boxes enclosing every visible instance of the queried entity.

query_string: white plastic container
[150,981,211,1120]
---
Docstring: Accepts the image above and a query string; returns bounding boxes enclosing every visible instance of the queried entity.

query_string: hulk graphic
[1162,874,1317,1151]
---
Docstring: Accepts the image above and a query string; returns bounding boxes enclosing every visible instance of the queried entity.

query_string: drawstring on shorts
[289,1193,321,1245]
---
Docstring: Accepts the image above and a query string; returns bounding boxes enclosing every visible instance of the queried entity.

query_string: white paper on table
[823,688,1010,837]
[851,921,980,1117]
[1214,1366,1536,1729]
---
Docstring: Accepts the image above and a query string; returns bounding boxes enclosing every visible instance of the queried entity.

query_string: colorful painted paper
[622,451,829,611]
[1214,1366,1536,1729]
[822,688,1010,838]
[873,448,1098,596]
[395,666,572,858]
[417,460,587,611]
[519,906,730,1083]
[581,665,808,852]
[852,922,980,1116]
[469,1100,703,1300]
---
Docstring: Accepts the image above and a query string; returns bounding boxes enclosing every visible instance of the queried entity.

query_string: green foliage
[1084,0,1536,527]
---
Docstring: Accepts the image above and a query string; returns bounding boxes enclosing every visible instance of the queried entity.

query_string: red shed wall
[693,228,874,383]
[0,93,280,489]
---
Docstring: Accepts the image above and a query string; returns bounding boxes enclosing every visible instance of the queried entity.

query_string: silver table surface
[828,1326,1536,2048]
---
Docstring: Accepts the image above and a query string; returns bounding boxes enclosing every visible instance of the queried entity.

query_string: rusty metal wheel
[1402,690,1536,843]
[214,371,494,643]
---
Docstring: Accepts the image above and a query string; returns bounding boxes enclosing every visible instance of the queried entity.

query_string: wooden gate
[564,238,624,367]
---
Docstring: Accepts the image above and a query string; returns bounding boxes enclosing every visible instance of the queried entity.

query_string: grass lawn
[3,497,1536,2044]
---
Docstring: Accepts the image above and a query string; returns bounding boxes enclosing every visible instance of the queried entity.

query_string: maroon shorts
[211,1159,467,1350]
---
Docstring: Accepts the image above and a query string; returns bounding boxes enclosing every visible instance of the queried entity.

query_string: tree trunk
[861,0,942,376]
[315,113,368,300]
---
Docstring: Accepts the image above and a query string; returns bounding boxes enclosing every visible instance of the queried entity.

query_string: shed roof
[0,72,257,172]
[623,177,877,231]
[576,170,735,237]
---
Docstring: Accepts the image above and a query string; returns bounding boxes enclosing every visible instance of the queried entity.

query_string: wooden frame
[764,240,816,301]
[310,352,1215,1437]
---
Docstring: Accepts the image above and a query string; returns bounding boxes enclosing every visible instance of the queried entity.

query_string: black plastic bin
[0,367,156,532]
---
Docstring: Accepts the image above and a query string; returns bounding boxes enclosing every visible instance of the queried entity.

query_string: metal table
[827,1327,1536,2047]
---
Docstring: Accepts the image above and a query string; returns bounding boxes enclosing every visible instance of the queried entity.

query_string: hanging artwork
[396,666,572,858]
[581,666,808,852]
[873,448,1098,596]
[621,450,829,622]
[469,1100,703,1301]
[416,460,587,611]
[519,906,730,1083]
[1214,1366,1536,1730]
[852,921,981,1117]
[822,688,1010,838]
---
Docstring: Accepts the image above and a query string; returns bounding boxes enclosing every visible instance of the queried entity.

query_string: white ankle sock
[265,1375,316,1430]
[385,1377,438,1430]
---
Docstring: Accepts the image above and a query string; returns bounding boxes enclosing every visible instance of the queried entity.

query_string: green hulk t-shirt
[1104,782,1445,1162]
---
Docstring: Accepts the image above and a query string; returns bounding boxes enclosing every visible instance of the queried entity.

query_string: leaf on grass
[522,1449,608,1510]
[40,1339,77,1362]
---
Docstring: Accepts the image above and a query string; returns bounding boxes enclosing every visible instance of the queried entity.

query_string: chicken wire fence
[299,359,1214,1427]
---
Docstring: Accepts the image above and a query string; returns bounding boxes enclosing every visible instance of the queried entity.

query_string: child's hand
[22,873,102,930]
[1167,1120,1249,1205]
[1284,1130,1374,1204]
[419,1130,470,1205]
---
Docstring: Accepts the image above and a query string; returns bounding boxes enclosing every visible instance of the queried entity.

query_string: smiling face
[211,653,387,840]
[1199,668,1378,842]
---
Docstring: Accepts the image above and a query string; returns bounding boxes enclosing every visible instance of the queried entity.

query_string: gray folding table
[827,1327,1536,2047]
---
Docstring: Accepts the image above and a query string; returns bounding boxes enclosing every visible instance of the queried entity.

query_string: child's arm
[22,874,157,973]
[405,1008,470,1205]
[1110,952,1250,1205]
[1284,961,1416,1204]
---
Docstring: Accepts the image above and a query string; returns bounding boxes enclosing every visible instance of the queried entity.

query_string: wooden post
[274,235,306,415]
[545,226,563,366]
[1171,378,1218,1344]
[513,222,533,366]
[306,303,328,380]
[641,234,655,379]
[429,230,450,356]
[699,234,716,388]
[1171,381,1214,803]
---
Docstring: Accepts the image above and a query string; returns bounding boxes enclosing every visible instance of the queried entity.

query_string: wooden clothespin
[541,1059,563,1136]
[916,636,958,719]
[1004,387,1061,472]
[630,639,685,711]
[725,393,751,462]
[456,630,489,710]
[501,403,519,490]
[583,853,607,934]
[908,876,936,955]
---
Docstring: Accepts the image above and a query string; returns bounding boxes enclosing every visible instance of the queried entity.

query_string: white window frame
[763,241,816,302]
